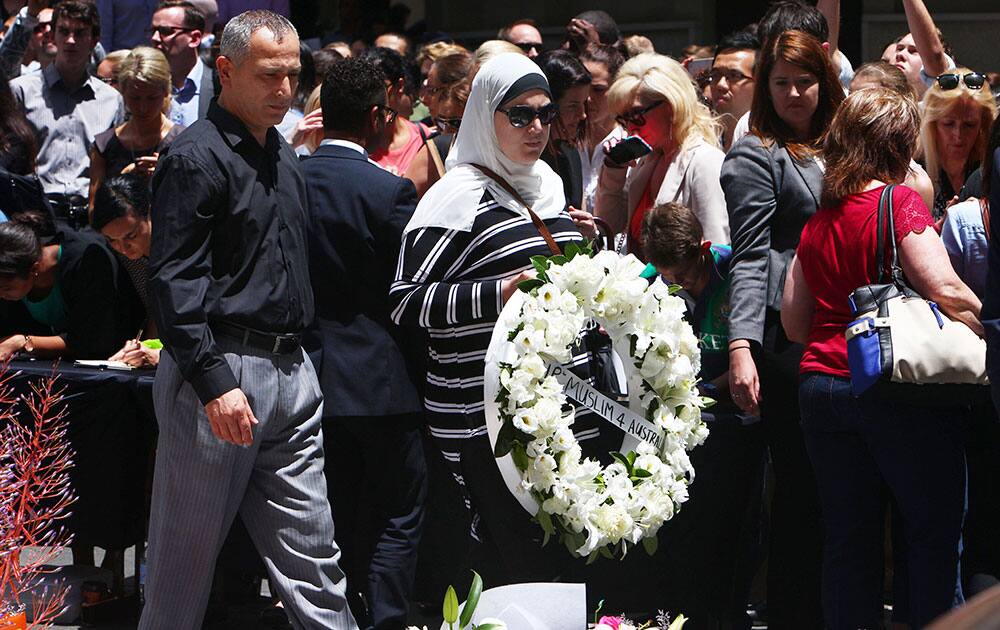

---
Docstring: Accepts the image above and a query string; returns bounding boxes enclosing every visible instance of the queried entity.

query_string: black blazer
[720,133,823,348]
[301,143,424,417]
[197,59,216,121]
[0,227,142,358]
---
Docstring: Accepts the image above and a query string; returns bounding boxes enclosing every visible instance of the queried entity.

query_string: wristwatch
[22,335,33,354]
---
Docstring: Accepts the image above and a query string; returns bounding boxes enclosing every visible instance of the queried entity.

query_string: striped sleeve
[389,226,504,328]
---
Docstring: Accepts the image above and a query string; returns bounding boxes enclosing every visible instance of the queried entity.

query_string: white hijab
[403,53,567,234]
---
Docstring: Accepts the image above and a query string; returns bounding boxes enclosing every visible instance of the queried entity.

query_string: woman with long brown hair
[720,29,844,626]
[782,86,978,627]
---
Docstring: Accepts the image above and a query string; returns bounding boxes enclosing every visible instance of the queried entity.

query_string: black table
[6,359,157,549]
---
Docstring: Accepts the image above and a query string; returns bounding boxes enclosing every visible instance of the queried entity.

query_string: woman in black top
[88,47,183,208]
[536,51,589,207]
[0,220,141,361]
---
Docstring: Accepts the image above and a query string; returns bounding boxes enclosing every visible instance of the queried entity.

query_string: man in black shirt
[141,10,357,630]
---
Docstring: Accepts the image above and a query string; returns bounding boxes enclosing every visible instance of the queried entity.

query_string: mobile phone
[606,136,653,165]
[685,57,713,79]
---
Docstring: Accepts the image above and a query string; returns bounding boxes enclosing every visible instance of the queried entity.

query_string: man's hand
[205,388,258,446]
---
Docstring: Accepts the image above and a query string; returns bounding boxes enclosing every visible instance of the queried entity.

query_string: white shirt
[319,138,386,169]
[169,58,204,127]
[578,126,625,214]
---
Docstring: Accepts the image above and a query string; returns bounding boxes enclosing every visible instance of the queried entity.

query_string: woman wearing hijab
[389,53,585,582]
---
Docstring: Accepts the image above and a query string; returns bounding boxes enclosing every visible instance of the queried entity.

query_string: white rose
[512,326,545,354]
[516,354,547,379]
[512,409,539,435]
[550,427,576,452]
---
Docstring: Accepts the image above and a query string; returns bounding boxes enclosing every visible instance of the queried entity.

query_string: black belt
[212,321,302,355]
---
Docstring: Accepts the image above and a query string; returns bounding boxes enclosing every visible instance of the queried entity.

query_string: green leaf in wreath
[536,507,555,536]
[643,535,659,556]
[459,571,483,628]
[507,322,524,341]
[599,546,614,560]
[493,419,515,457]
[517,278,545,293]
[564,242,581,260]
[610,451,633,475]
[510,441,530,471]
[443,585,459,624]
[632,468,652,479]
[530,255,550,276]
[586,549,601,565]
[627,451,637,467]
[476,624,506,630]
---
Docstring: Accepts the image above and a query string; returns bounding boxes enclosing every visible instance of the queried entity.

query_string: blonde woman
[594,52,729,255]
[919,68,998,218]
[88,46,181,207]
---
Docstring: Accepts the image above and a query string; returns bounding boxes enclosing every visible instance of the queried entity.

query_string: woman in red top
[782,87,982,628]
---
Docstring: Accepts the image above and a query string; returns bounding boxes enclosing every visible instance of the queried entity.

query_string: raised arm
[902,0,948,79]
[817,0,840,56]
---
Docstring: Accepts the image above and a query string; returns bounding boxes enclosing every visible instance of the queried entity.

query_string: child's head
[641,202,707,291]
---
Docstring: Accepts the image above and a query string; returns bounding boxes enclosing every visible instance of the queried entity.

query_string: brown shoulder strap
[981,197,991,243]
[426,134,446,179]
[470,163,562,256]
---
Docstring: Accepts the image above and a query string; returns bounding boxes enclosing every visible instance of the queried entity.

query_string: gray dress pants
[139,337,358,630]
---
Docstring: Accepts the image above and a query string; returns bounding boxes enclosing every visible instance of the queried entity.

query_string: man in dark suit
[149,0,215,125]
[302,57,426,630]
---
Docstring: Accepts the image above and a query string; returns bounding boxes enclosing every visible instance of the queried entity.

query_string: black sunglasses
[514,41,544,54]
[145,25,196,40]
[615,100,665,128]
[936,72,987,91]
[496,103,559,128]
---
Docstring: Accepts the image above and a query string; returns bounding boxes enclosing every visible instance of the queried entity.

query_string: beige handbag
[844,185,988,403]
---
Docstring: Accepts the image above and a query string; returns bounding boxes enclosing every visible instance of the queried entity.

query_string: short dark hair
[155,0,206,31]
[312,48,343,79]
[757,1,828,47]
[574,10,620,46]
[641,202,704,271]
[535,49,591,103]
[0,222,41,280]
[361,46,405,84]
[320,57,386,134]
[716,29,760,56]
[52,0,101,40]
[92,174,151,232]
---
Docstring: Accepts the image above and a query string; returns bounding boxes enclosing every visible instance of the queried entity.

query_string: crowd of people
[1,0,1000,629]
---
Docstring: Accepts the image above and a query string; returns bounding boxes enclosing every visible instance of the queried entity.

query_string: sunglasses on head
[615,100,665,128]
[497,102,559,128]
[936,72,987,91]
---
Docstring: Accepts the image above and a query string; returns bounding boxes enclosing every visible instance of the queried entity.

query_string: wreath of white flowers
[487,244,710,561]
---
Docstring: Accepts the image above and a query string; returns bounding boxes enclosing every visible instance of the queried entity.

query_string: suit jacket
[197,59,216,121]
[595,137,729,245]
[720,133,823,347]
[301,142,424,417]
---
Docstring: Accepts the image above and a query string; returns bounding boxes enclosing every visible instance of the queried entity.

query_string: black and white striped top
[390,193,622,482]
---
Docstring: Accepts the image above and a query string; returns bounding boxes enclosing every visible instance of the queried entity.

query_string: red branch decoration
[0,363,76,626]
